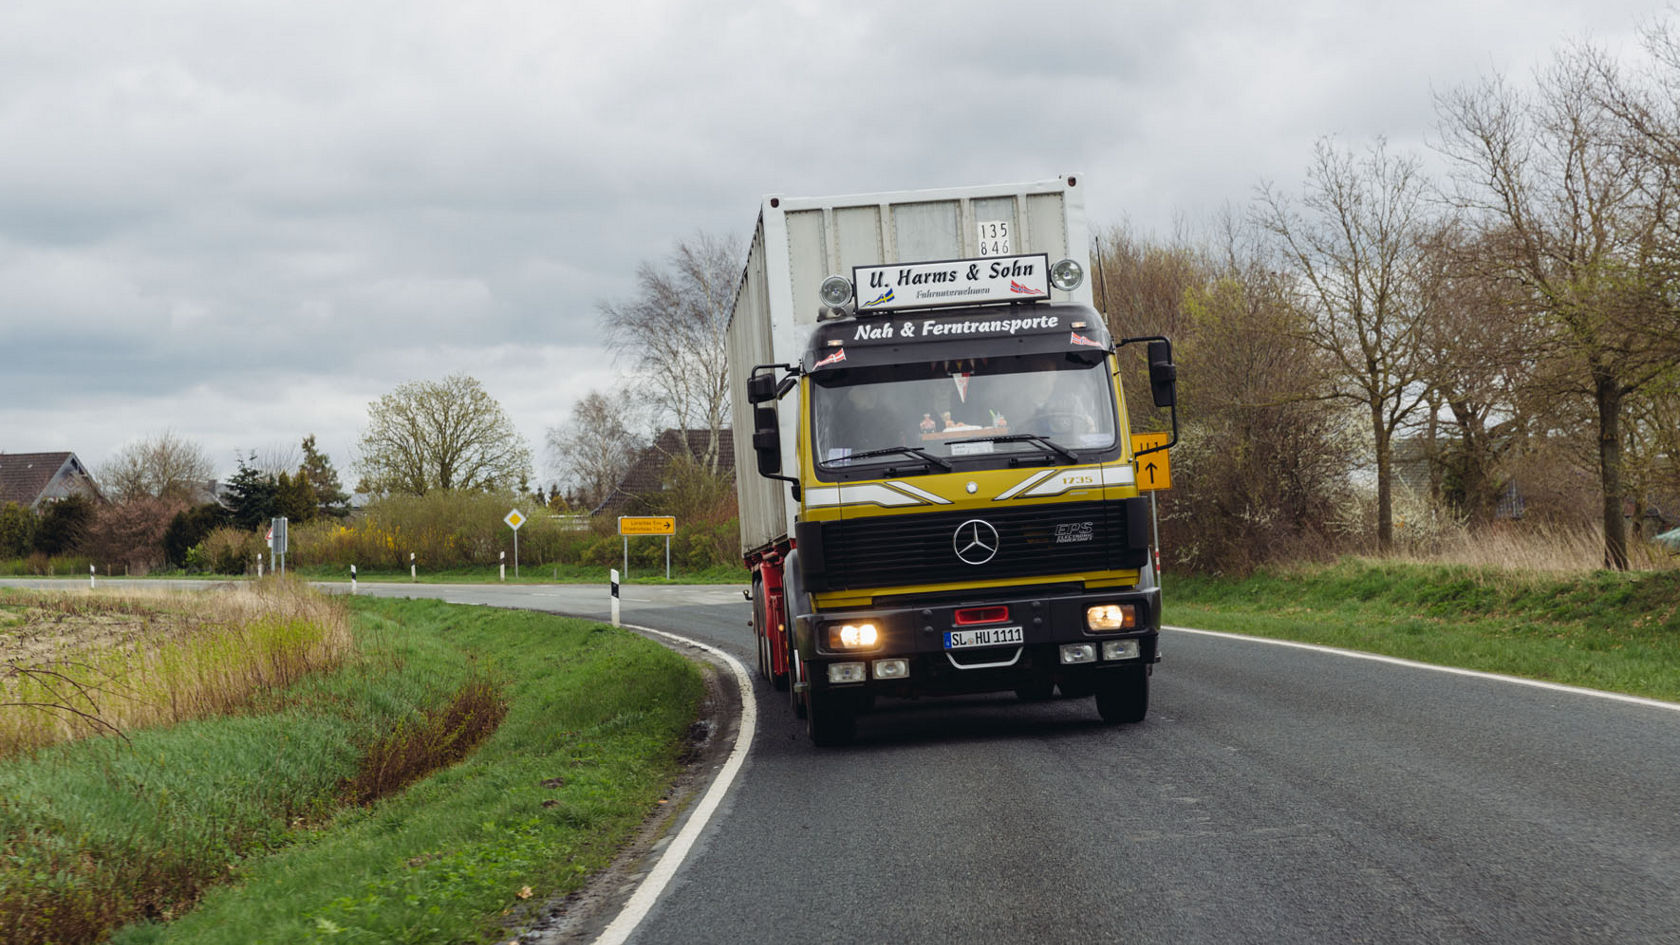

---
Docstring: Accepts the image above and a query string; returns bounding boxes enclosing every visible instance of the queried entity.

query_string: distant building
[594,428,734,515]
[0,452,103,510]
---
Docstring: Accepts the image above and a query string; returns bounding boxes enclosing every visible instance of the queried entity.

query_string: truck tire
[788,632,807,719]
[1094,666,1149,724]
[807,687,856,746]
[752,582,789,692]
[751,579,768,680]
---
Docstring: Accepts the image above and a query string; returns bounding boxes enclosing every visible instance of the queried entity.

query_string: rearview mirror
[1147,340,1177,409]
[753,406,782,477]
[747,372,778,404]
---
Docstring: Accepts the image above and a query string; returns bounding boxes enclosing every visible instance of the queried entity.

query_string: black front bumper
[795,584,1160,698]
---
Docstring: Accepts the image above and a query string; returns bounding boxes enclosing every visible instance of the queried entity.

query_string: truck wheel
[753,585,789,691]
[1094,667,1149,724]
[807,688,856,746]
[789,640,807,720]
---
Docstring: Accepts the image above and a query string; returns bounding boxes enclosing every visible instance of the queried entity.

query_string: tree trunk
[1373,402,1393,552]
[1595,371,1629,570]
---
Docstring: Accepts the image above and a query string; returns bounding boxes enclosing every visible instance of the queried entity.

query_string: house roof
[594,428,734,514]
[0,452,100,509]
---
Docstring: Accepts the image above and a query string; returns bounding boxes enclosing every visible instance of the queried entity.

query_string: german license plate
[944,626,1024,649]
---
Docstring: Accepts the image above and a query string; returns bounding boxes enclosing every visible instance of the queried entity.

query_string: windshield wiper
[831,445,953,471]
[944,433,1079,465]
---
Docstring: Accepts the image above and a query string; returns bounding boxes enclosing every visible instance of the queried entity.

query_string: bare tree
[1437,49,1678,568]
[1165,216,1359,572]
[1410,227,1539,525]
[546,390,643,511]
[98,430,214,503]
[1257,138,1440,551]
[600,232,742,472]
[353,375,533,496]
[1094,225,1202,430]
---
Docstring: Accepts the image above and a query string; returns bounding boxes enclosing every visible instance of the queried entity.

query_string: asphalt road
[11,579,1680,943]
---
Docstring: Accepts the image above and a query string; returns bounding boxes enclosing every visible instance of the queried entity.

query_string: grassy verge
[1167,559,1680,703]
[1,596,704,945]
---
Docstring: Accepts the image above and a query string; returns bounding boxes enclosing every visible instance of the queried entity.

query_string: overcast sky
[0,0,1667,489]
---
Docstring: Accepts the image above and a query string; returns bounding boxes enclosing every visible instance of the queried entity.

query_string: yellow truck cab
[728,178,1177,745]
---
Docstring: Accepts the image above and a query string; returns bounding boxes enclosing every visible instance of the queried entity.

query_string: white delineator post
[610,568,621,627]
[410,552,416,583]
[89,564,95,590]
[351,563,358,595]
[500,551,506,582]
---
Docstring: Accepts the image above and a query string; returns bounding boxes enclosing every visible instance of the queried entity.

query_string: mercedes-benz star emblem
[953,519,1000,565]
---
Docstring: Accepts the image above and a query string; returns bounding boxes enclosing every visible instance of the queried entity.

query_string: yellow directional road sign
[1131,432,1173,492]
[619,516,676,536]
[504,509,526,530]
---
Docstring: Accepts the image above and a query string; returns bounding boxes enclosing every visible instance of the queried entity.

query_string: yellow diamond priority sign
[504,509,526,530]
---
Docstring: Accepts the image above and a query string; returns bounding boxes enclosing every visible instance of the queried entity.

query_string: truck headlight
[826,622,880,651]
[1060,643,1097,664]
[873,658,910,679]
[828,662,867,684]
[1102,639,1140,661]
[1086,603,1136,631]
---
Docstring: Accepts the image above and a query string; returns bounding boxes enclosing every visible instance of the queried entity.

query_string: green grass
[1167,559,1680,702]
[1,597,704,945]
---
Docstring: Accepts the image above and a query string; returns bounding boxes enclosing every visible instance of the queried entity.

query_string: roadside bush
[33,495,95,556]
[83,496,186,576]
[283,488,744,574]
[193,527,265,575]
[0,503,36,558]
[164,503,232,569]
[289,491,592,570]
[0,554,94,577]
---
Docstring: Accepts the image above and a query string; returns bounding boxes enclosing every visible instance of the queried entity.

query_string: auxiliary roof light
[820,274,854,307]
[1050,257,1085,292]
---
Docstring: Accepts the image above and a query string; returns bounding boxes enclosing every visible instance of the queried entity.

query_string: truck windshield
[811,355,1118,471]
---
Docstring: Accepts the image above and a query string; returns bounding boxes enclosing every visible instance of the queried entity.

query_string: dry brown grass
[1385,521,1679,574]
[0,578,352,757]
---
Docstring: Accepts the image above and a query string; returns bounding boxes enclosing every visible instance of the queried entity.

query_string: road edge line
[590,624,757,945]
[1165,624,1680,714]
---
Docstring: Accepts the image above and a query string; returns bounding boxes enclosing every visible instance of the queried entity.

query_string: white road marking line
[1165,624,1680,714]
[591,625,756,945]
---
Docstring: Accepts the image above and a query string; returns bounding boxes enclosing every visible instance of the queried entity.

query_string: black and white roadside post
[499,551,506,582]
[89,563,95,590]
[504,509,525,579]
[350,564,357,595]
[410,552,416,583]
[610,568,621,627]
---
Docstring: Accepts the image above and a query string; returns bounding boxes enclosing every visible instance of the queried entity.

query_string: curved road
[347,581,1680,944]
[13,579,1679,942]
